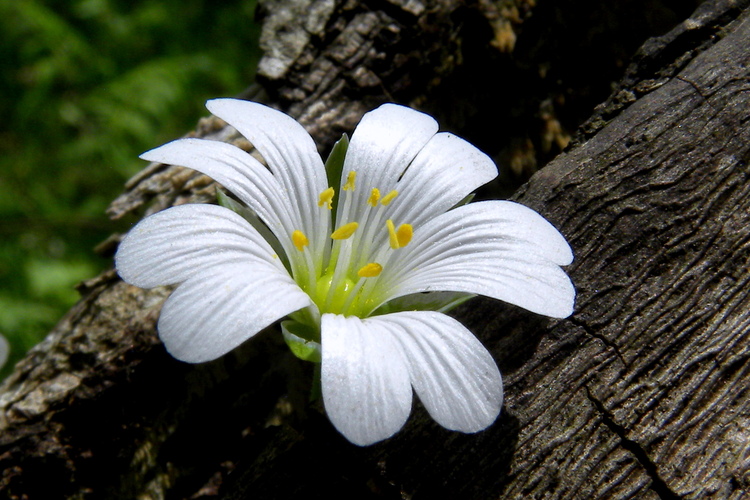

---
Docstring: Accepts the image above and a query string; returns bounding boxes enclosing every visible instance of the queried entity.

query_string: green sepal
[452,193,475,209]
[216,189,289,271]
[323,133,349,221]
[281,320,322,363]
[373,291,476,315]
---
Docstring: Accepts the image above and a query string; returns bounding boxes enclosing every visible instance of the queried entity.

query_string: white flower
[116,99,575,446]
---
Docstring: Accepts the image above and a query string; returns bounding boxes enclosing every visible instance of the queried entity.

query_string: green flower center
[290,169,412,318]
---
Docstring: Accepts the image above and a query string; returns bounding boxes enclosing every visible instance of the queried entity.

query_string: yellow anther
[318,187,335,209]
[358,262,383,278]
[386,220,413,249]
[368,188,381,207]
[386,219,400,249]
[331,222,359,240]
[381,190,399,206]
[396,223,413,248]
[343,171,357,191]
[292,230,309,251]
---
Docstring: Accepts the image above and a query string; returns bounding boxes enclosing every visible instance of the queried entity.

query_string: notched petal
[380,200,575,319]
[390,132,498,228]
[321,313,412,446]
[115,204,285,288]
[159,263,311,363]
[381,311,503,432]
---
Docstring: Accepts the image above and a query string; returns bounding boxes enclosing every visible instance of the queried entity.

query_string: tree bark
[2,0,749,499]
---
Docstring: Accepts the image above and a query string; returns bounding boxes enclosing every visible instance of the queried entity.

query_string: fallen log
[1,0,748,498]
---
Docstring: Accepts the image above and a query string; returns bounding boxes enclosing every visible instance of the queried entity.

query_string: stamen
[292,230,309,251]
[381,190,399,206]
[318,187,335,209]
[386,219,400,249]
[358,263,383,278]
[385,220,412,250]
[331,222,359,240]
[396,224,413,248]
[368,188,381,207]
[343,171,357,191]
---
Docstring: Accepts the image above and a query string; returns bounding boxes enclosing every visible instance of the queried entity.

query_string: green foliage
[0,0,261,379]
[324,133,349,222]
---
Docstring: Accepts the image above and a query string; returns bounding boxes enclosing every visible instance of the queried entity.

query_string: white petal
[159,262,311,363]
[140,139,300,258]
[389,132,498,228]
[321,313,412,446]
[374,291,474,315]
[206,99,330,258]
[338,105,438,259]
[362,132,498,257]
[379,200,575,318]
[383,311,503,432]
[342,104,438,194]
[116,204,288,288]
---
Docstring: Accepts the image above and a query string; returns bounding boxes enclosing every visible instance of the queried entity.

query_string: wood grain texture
[1,0,748,499]
[503,5,750,498]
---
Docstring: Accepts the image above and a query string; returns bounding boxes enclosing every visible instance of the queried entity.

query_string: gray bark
[1,0,748,498]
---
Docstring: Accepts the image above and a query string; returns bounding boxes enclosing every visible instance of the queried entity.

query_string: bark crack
[585,387,681,500]
[572,318,629,369]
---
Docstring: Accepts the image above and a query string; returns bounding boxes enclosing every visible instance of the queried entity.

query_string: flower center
[291,170,412,317]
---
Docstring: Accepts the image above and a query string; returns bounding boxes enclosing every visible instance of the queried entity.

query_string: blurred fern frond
[0,0,260,379]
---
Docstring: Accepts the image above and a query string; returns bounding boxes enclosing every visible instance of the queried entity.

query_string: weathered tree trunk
[1,0,749,498]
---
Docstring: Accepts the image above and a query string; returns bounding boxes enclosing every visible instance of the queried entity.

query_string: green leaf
[453,193,475,209]
[373,292,476,315]
[281,320,321,363]
[216,188,241,211]
[323,133,349,221]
